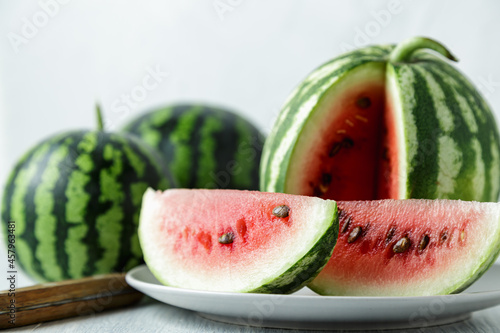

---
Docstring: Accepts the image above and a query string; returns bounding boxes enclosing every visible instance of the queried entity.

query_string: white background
[1,0,500,290]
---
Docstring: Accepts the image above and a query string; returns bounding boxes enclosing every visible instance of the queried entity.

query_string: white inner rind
[386,65,408,199]
[139,188,337,292]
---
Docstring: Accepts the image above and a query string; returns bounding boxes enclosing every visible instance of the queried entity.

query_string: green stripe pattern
[1,130,173,282]
[260,44,500,202]
[122,104,264,190]
[389,51,500,201]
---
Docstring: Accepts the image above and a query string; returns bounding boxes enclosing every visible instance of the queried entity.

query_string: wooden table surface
[5,296,500,333]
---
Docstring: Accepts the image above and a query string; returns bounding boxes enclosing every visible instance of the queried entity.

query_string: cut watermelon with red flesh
[139,189,338,293]
[286,63,400,201]
[309,199,500,296]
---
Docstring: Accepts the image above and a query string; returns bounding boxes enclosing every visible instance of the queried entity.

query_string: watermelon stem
[96,104,104,131]
[389,37,458,63]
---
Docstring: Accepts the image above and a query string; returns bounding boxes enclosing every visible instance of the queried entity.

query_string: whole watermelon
[1,109,176,282]
[122,104,264,190]
[261,36,500,202]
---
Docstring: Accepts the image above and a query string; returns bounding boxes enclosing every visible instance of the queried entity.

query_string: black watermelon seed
[218,232,234,244]
[356,97,372,109]
[440,230,448,243]
[342,137,354,149]
[322,173,332,185]
[340,216,351,234]
[313,187,323,197]
[393,236,411,253]
[385,226,396,244]
[418,235,430,251]
[329,142,342,157]
[272,205,290,218]
[318,173,332,193]
[348,226,362,243]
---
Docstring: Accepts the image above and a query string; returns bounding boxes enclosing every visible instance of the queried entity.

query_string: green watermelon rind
[1,130,174,282]
[141,190,339,294]
[250,203,338,294]
[387,54,500,202]
[122,104,265,191]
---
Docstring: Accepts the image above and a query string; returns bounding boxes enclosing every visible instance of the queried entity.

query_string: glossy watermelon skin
[260,40,500,202]
[1,130,175,282]
[122,104,265,190]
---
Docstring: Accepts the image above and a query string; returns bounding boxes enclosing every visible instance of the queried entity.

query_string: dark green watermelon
[1,115,175,282]
[122,104,264,190]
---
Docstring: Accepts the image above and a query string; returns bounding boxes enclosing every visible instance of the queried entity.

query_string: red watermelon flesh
[285,65,400,201]
[309,199,500,296]
[139,188,338,293]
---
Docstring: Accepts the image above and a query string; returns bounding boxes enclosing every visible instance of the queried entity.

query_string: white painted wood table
[5,296,500,333]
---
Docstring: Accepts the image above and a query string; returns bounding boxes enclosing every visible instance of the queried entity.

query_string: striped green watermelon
[139,188,338,293]
[122,104,264,190]
[1,108,175,282]
[260,37,500,202]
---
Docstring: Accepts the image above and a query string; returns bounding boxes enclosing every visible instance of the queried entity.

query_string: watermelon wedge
[139,188,338,293]
[309,199,500,296]
[260,37,500,202]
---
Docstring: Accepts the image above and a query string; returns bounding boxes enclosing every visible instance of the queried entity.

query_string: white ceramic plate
[126,264,500,331]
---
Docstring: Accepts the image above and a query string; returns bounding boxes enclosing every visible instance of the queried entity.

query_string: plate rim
[126,263,500,301]
[125,264,500,330]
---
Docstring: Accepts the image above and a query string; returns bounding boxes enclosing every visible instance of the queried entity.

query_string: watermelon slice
[309,199,500,296]
[139,188,338,294]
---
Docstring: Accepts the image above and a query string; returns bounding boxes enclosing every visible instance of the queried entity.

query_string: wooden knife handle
[0,273,143,329]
